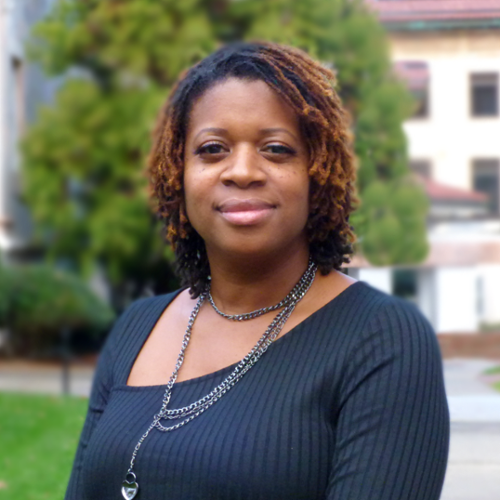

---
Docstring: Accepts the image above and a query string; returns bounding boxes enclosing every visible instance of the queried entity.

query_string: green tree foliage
[22,0,428,301]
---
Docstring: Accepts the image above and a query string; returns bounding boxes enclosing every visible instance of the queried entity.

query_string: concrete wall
[434,266,478,333]
[416,268,437,327]
[477,264,500,325]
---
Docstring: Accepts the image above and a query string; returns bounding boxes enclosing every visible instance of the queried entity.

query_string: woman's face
[183,77,310,262]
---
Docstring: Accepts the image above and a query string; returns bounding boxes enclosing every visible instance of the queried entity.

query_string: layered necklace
[121,260,317,500]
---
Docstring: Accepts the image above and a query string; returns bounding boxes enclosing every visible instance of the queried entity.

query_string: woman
[65,42,449,500]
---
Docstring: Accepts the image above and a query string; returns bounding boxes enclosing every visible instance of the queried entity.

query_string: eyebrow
[193,127,300,143]
[193,128,227,143]
[260,128,299,142]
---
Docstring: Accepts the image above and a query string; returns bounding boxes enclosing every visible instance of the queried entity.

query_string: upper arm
[64,301,140,499]
[326,301,450,500]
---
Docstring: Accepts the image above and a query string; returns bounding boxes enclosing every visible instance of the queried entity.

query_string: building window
[471,73,498,117]
[472,159,499,214]
[409,160,431,179]
[12,57,25,136]
[411,89,429,118]
[394,61,430,119]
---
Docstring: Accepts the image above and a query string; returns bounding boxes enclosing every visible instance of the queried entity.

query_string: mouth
[217,199,276,226]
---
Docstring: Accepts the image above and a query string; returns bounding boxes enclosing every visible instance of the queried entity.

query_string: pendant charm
[121,472,139,500]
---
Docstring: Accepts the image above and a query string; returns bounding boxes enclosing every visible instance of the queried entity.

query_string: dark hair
[148,41,357,297]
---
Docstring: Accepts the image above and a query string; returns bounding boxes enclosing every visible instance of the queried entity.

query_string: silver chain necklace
[121,261,317,500]
[207,262,315,321]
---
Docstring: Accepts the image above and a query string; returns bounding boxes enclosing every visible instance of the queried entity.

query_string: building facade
[356,0,500,333]
[0,0,55,257]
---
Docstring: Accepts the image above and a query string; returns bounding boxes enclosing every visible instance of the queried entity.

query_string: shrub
[0,263,115,356]
[0,264,12,327]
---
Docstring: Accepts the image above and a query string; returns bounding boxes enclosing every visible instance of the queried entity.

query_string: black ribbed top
[65,281,449,500]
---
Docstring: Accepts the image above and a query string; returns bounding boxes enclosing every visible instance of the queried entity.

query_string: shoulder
[334,284,445,406]
[343,282,441,366]
[300,280,439,366]
[343,281,433,331]
[362,282,435,340]
[104,289,185,349]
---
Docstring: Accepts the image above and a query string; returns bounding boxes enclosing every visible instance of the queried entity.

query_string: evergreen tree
[22,0,428,305]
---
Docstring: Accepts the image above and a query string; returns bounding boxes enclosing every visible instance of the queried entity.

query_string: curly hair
[148,41,357,297]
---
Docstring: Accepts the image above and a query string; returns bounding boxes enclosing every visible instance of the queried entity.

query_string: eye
[263,144,296,156]
[194,142,227,156]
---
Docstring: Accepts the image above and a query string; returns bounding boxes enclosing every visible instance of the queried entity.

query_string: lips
[217,199,276,226]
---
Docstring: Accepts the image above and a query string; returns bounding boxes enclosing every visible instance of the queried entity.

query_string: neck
[206,248,311,315]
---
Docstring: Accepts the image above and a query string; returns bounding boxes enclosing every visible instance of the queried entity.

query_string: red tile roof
[421,177,488,202]
[367,1,500,23]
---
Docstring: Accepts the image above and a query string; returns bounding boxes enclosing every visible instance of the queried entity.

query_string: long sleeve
[64,302,139,499]
[326,300,450,500]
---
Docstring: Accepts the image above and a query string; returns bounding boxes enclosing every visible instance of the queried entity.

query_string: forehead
[186,78,301,136]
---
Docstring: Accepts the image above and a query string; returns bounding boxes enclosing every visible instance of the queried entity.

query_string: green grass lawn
[0,393,88,500]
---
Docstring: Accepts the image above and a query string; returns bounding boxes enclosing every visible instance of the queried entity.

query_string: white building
[356,0,500,333]
[0,0,56,258]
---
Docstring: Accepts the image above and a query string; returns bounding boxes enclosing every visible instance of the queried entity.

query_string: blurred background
[0,0,499,498]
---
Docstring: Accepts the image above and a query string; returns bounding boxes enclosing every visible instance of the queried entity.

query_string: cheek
[183,169,212,227]
[284,173,310,211]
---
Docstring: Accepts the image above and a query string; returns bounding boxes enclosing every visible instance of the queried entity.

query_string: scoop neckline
[118,280,365,391]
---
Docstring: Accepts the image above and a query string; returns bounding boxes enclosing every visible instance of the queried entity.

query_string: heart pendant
[121,472,139,500]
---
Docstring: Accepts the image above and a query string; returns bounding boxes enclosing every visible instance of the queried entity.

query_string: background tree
[22,0,428,307]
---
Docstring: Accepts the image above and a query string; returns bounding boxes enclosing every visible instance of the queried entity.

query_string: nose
[220,144,267,188]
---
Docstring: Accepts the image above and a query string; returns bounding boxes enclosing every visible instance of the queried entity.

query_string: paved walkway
[441,359,500,500]
[441,422,500,500]
[0,360,94,397]
[1,357,499,499]
[445,358,500,423]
